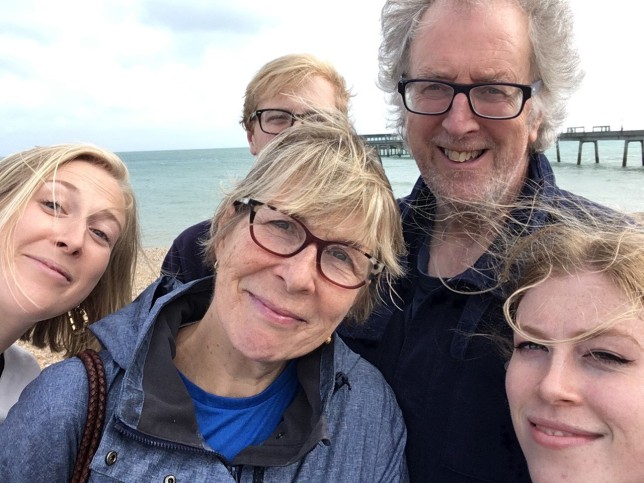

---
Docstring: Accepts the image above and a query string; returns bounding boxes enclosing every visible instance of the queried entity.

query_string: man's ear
[527,106,544,145]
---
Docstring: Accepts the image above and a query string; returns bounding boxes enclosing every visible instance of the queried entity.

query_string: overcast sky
[1,0,642,154]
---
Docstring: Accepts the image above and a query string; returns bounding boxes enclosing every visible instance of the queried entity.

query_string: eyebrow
[90,210,124,231]
[297,216,364,248]
[45,179,79,193]
[45,180,124,231]
[411,69,516,83]
[519,324,642,348]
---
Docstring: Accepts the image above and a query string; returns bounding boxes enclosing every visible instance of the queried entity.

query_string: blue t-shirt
[179,361,299,461]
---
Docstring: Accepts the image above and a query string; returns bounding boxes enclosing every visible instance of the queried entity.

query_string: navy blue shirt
[340,153,607,482]
[162,220,213,282]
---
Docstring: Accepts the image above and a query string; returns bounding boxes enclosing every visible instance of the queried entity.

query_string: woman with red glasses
[1,114,409,482]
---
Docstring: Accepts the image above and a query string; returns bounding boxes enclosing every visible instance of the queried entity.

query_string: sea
[119,140,644,248]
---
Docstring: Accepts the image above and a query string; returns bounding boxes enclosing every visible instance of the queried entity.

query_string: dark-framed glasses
[234,198,383,289]
[249,109,300,135]
[398,78,542,120]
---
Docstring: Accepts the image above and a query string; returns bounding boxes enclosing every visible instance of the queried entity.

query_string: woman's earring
[325,335,333,345]
[68,305,90,335]
[214,260,219,273]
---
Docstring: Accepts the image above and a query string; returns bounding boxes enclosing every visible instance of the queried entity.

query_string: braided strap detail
[71,349,106,483]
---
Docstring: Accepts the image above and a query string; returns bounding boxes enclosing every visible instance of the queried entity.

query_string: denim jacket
[0,276,408,482]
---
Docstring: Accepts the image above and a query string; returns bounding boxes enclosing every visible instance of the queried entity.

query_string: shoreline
[19,247,168,368]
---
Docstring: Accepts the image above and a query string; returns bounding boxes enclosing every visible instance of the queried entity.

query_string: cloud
[0,0,386,153]
[0,0,642,155]
[140,0,273,34]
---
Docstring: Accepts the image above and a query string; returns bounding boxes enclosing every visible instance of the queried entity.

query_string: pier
[362,133,408,157]
[363,127,644,167]
[556,127,644,166]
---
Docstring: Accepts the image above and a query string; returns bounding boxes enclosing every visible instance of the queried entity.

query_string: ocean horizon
[121,140,643,248]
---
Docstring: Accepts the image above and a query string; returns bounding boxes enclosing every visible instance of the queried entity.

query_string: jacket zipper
[114,420,215,455]
[114,422,253,481]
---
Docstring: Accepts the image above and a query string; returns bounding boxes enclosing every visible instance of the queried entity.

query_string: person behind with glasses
[162,53,350,283]
[336,0,612,481]
[501,214,644,482]
[0,115,409,482]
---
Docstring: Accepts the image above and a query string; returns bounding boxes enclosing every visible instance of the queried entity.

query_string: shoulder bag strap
[71,348,106,483]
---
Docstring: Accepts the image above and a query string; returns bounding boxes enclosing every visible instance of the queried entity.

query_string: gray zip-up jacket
[0,276,408,482]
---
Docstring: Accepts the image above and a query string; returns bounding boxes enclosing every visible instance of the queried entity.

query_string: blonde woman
[0,144,140,420]
[503,216,644,482]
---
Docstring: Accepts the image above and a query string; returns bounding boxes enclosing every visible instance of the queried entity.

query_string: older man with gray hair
[339,0,599,481]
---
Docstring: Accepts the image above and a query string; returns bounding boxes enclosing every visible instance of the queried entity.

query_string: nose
[536,355,581,405]
[54,219,85,257]
[277,243,318,293]
[441,92,480,136]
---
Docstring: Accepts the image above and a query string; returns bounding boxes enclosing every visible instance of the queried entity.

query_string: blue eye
[514,341,548,352]
[327,247,351,264]
[264,219,300,238]
[41,200,63,214]
[90,228,110,244]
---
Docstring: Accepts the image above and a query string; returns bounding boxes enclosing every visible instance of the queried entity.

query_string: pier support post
[577,141,599,164]
[623,140,644,167]
[556,140,561,162]
[557,129,643,167]
[593,141,599,163]
[578,140,599,165]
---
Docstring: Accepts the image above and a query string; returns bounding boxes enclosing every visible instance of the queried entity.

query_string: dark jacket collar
[340,152,563,341]
[400,152,560,293]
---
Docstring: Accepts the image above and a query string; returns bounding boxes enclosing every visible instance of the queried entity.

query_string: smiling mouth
[531,421,601,440]
[442,148,484,162]
[268,304,301,320]
[536,425,576,437]
[252,293,306,323]
[29,256,72,282]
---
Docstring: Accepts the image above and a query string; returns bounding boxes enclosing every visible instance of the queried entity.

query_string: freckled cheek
[230,252,273,278]
[505,361,532,405]
[216,250,274,296]
[591,387,641,430]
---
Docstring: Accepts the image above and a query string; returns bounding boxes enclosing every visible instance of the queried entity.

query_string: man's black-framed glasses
[234,198,383,289]
[249,109,301,135]
[398,78,542,120]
